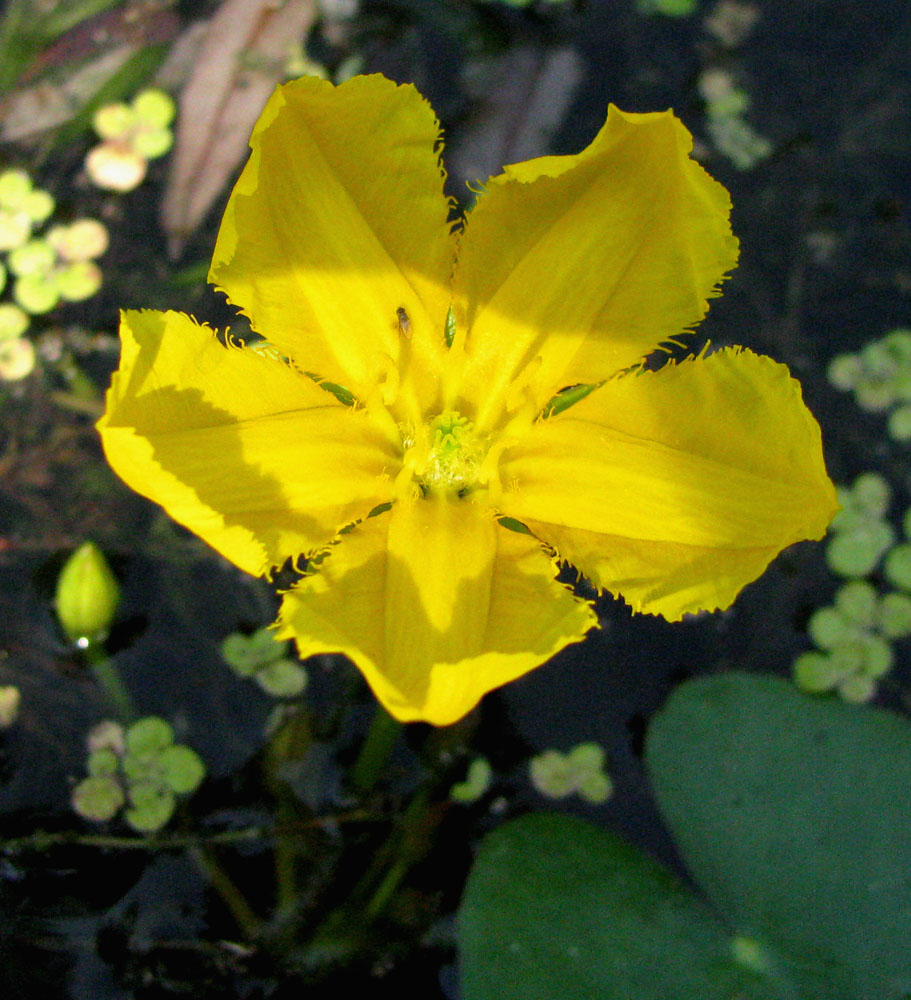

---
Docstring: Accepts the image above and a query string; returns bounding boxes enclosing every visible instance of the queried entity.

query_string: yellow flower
[97,75,837,725]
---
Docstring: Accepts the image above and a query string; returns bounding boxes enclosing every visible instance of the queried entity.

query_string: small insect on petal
[396,306,411,340]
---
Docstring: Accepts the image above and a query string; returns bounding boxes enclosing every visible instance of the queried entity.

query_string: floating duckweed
[158,745,207,795]
[125,781,176,833]
[879,592,911,638]
[85,144,148,193]
[255,658,308,698]
[8,238,56,277]
[793,651,840,693]
[837,672,877,704]
[126,716,174,756]
[56,261,102,302]
[14,273,59,314]
[0,336,35,380]
[72,775,125,822]
[0,168,31,209]
[74,715,205,831]
[808,606,853,649]
[834,579,878,625]
[451,757,493,803]
[87,89,176,193]
[529,742,612,804]
[852,472,891,515]
[222,627,308,697]
[48,219,109,262]
[92,102,136,140]
[0,209,32,251]
[888,405,911,441]
[23,189,54,223]
[827,353,862,390]
[826,521,894,578]
[87,747,120,778]
[885,544,911,591]
[132,89,176,129]
[0,303,27,344]
[132,127,174,160]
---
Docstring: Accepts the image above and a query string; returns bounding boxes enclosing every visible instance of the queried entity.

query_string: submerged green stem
[350,703,402,795]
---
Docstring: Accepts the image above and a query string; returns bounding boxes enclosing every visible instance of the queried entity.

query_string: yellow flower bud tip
[54,541,121,646]
[0,686,21,728]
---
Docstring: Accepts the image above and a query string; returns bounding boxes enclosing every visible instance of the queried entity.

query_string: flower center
[399,410,490,499]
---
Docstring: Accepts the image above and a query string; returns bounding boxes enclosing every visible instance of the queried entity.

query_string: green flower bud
[55,260,102,302]
[132,126,173,160]
[54,541,120,645]
[125,781,175,832]
[450,757,492,803]
[8,238,56,277]
[72,775,125,822]
[0,169,31,209]
[14,273,59,314]
[0,337,35,381]
[132,89,176,129]
[158,744,205,794]
[256,658,308,698]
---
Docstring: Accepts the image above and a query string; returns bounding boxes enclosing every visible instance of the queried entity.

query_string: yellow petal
[210,74,454,418]
[497,348,838,620]
[448,106,738,432]
[276,495,596,724]
[97,310,399,576]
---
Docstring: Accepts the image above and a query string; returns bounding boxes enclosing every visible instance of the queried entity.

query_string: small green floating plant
[221,627,309,699]
[72,717,206,833]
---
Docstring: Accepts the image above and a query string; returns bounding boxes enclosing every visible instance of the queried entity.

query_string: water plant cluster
[85,88,176,193]
[528,741,613,804]
[71,716,206,833]
[221,627,309,698]
[0,168,108,382]
[828,327,911,442]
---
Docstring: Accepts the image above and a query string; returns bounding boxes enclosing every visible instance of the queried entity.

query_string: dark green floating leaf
[646,672,911,1000]
[458,812,772,1000]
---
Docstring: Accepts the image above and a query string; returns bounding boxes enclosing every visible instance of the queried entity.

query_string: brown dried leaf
[160,0,317,258]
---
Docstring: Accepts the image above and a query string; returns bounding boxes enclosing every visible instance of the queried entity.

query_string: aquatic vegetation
[86,88,176,193]
[825,471,894,578]
[97,73,835,726]
[71,717,206,833]
[450,757,493,803]
[698,67,772,170]
[221,627,308,698]
[829,327,911,441]
[528,742,612,804]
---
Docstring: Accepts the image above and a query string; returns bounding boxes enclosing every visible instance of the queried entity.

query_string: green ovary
[409,410,490,497]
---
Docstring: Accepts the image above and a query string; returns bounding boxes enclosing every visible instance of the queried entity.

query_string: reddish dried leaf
[160,0,317,258]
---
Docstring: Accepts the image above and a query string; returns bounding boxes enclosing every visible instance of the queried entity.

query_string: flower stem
[85,643,136,723]
[350,703,402,795]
